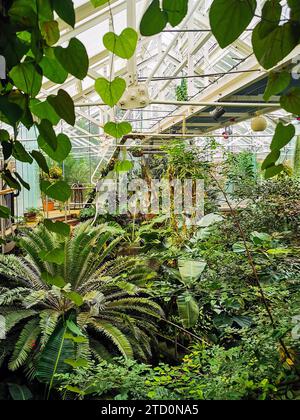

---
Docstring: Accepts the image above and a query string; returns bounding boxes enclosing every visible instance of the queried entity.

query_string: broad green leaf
[48,90,75,126]
[140,0,168,37]
[41,272,66,288]
[37,120,57,151]
[29,99,60,126]
[38,133,71,163]
[197,213,223,228]
[12,141,33,164]
[270,123,295,151]
[2,171,21,191]
[104,121,132,138]
[66,320,84,337]
[66,292,83,307]
[265,164,284,179]
[44,219,71,237]
[9,63,42,97]
[64,358,88,369]
[103,28,138,59]
[2,142,13,161]
[258,0,282,39]
[8,0,37,26]
[8,384,32,401]
[95,77,126,107]
[15,172,30,191]
[114,160,134,173]
[261,149,280,170]
[163,0,188,27]
[177,292,199,328]
[263,71,291,101]
[39,248,65,265]
[55,38,89,80]
[0,205,10,219]
[178,259,206,285]
[0,96,23,127]
[39,48,68,84]
[45,180,71,202]
[250,231,272,245]
[0,130,10,142]
[209,0,257,48]
[40,20,60,46]
[289,0,300,21]
[90,0,109,7]
[30,150,50,174]
[280,87,300,115]
[252,22,300,70]
[52,0,75,28]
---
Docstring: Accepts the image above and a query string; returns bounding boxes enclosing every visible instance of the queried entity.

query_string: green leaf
[280,87,300,115]
[41,272,66,288]
[265,164,284,179]
[8,384,32,401]
[52,0,75,28]
[114,160,134,172]
[0,205,10,219]
[44,219,71,237]
[31,150,50,174]
[252,21,300,70]
[140,0,168,36]
[38,133,71,163]
[30,99,61,126]
[178,259,206,285]
[177,292,199,328]
[2,142,13,161]
[64,358,88,369]
[39,248,65,265]
[0,96,23,127]
[12,141,33,164]
[65,292,83,307]
[261,149,281,170]
[55,38,89,80]
[2,171,21,191]
[38,119,57,151]
[15,172,30,191]
[104,121,132,138]
[9,63,42,97]
[90,0,109,7]
[103,28,138,59]
[0,130,10,142]
[66,320,84,337]
[48,90,75,126]
[39,48,68,84]
[263,71,291,101]
[95,77,126,107]
[270,122,295,151]
[163,0,188,27]
[45,180,71,202]
[209,0,257,48]
[40,20,60,46]
[258,0,282,39]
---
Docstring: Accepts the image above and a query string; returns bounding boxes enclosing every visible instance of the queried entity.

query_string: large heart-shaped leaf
[261,150,281,171]
[38,133,71,163]
[163,0,188,27]
[9,62,42,97]
[270,122,295,151]
[44,219,71,237]
[104,121,132,138]
[52,0,75,28]
[209,0,257,48]
[45,180,71,202]
[264,164,284,179]
[252,21,300,69]
[30,99,60,126]
[263,71,291,101]
[140,0,168,36]
[280,87,300,114]
[103,28,138,59]
[40,48,68,84]
[48,90,75,126]
[40,20,60,46]
[95,77,126,107]
[12,141,33,164]
[37,119,57,151]
[55,38,89,80]
[0,96,23,127]
[31,150,49,174]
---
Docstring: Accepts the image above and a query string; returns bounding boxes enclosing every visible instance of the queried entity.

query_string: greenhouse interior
[0,0,300,403]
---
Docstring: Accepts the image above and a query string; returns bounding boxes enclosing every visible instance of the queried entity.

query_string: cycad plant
[0,222,162,385]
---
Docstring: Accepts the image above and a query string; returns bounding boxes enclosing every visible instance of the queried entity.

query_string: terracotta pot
[43,201,55,212]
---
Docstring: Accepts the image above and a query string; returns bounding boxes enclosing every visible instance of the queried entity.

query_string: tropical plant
[0,222,163,384]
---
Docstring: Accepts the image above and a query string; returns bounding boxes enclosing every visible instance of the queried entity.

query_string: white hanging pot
[251,115,268,132]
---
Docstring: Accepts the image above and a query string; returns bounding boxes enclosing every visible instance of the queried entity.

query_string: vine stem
[210,171,300,376]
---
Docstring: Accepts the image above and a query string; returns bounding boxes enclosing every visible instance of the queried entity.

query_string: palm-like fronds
[0,222,162,379]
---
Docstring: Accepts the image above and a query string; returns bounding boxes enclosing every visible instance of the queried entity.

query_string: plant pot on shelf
[43,200,55,212]
[24,212,38,223]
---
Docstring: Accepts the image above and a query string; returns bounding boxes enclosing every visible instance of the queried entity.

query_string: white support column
[127,0,137,86]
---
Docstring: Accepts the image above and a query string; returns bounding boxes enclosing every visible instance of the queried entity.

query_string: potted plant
[24,207,41,223]
[129,146,143,158]
[41,166,63,212]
